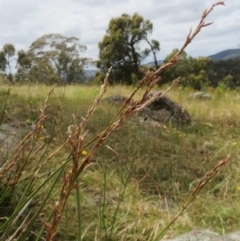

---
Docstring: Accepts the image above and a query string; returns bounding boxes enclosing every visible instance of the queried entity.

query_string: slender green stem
[76,181,82,241]
[0,85,11,124]
[0,161,68,233]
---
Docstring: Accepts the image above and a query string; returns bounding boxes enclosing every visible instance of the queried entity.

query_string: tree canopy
[0,27,239,88]
[6,34,90,84]
[161,49,212,90]
[97,13,160,84]
[0,43,16,83]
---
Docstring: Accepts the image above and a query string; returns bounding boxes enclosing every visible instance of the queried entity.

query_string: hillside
[208,48,240,61]
[146,49,240,66]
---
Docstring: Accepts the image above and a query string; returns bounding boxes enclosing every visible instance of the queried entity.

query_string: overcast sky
[0,0,239,64]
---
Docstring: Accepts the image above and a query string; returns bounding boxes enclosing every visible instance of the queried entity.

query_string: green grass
[1,83,240,240]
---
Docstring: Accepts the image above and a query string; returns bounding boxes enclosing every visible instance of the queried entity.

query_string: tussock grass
[1,82,239,240]
[1,2,238,240]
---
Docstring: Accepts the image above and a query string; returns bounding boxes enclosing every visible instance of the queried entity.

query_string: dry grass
[1,83,239,240]
[1,2,238,241]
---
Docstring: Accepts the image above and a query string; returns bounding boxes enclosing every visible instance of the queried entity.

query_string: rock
[139,107,171,123]
[138,117,161,127]
[104,93,191,125]
[188,92,212,100]
[162,229,240,241]
[197,141,216,155]
[141,92,192,125]
[225,231,240,240]
[103,94,128,103]
[0,121,48,166]
[0,123,23,159]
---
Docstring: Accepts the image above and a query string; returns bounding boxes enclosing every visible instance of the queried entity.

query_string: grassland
[0,83,240,240]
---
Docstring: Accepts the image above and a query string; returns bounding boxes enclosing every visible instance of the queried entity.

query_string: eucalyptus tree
[28,34,90,84]
[15,50,32,82]
[97,13,160,84]
[0,44,16,83]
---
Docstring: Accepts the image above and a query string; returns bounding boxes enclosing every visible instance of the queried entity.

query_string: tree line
[160,49,240,90]
[0,13,239,89]
[0,34,90,84]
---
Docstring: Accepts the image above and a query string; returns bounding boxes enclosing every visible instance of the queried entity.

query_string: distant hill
[207,49,240,61]
[145,60,163,66]
[146,49,240,66]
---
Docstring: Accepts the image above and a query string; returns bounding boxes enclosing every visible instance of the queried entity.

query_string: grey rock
[162,229,240,241]
[139,107,171,123]
[188,92,212,100]
[144,92,192,125]
[104,93,192,125]
[138,116,161,127]
[0,121,48,166]
[103,94,128,103]
[0,123,23,158]
[225,231,240,240]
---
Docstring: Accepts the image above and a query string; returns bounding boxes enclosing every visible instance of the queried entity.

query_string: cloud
[0,0,239,63]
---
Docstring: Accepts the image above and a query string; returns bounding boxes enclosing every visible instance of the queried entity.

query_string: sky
[0,0,239,65]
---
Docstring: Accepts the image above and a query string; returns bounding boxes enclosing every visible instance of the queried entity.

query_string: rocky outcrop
[139,92,191,125]
[104,93,192,125]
